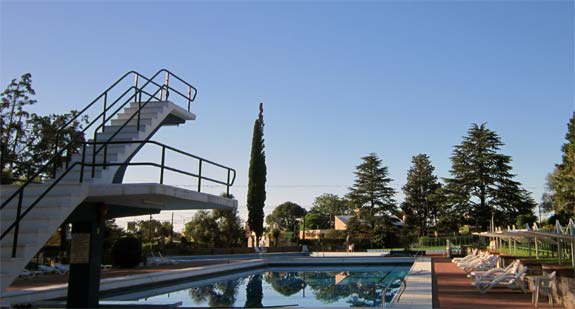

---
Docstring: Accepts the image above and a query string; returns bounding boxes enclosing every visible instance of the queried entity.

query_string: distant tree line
[264,122,547,247]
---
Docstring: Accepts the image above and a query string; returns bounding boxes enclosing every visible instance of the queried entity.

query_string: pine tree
[546,112,575,222]
[246,103,266,244]
[348,153,396,216]
[1,73,87,184]
[444,123,536,230]
[401,154,442,237]
[1,73,36,182]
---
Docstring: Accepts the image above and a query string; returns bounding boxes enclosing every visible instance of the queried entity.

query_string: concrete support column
[67,205,106,308]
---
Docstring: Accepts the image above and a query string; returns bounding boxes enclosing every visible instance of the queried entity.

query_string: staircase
[0,70,216,292]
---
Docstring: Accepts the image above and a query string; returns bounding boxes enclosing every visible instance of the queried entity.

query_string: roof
[335,215,353,224]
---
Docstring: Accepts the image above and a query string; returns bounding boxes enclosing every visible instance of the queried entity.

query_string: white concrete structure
[0,98,237,292]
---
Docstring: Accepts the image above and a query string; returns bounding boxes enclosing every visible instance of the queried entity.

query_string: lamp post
[295,216,306,245]
[302,215,306,242]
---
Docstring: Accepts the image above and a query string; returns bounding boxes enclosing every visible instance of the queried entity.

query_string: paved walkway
[432,256,558,308]
[7,260,236,290]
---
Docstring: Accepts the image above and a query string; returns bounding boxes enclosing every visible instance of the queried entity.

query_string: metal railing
[78,140,236,195]
[381,277,406,308]
[0,69,214,259]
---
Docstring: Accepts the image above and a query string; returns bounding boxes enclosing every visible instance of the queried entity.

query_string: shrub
[323,229,346,240]
[111,236,141,268]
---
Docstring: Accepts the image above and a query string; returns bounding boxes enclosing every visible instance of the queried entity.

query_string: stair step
[95,129,142,139]
[122,105,165,114]
[58,168,103,182]
[89,136,136,143]
[101,124,148,133]
[69,152,120,164]
[110,118,154,127]
[116,109,162,118]
[83,143,129,154]
[128,101,165,108]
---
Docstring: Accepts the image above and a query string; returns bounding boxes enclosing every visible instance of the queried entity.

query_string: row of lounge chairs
[452,249,557,307]
[148,251,178,266]
[452,250,528,294]
[19,263,112,279]
[452,249,558,306]
[18,263,70,278]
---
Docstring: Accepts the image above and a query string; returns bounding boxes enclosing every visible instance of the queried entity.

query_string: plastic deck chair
[532,271,556,307]
[472,265,528,294]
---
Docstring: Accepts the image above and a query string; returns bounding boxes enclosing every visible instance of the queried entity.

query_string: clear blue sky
[2,0,573,231]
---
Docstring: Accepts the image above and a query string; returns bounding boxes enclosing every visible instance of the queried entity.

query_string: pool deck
[1,253,562,308]
[432,256,560,308]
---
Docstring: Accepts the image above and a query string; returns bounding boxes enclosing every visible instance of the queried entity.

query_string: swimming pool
[106,265,410,308]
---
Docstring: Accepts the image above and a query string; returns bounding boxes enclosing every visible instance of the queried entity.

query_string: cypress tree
[246,103,266,243]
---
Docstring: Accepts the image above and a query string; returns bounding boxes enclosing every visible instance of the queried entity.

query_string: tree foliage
[401,154,442,237]
[212,207,245,247]
[130,218,172,244]
[111,236,141,268]
[1,73,36,179]
[185,209,244,248]
[347,153,396,216]
[346,213,399,249]
[265,201,306,231]
[545,112,575,222]
[246,103,266,242]
[444,123,536,230]
[1,73,87,183]
[309,193,353,228]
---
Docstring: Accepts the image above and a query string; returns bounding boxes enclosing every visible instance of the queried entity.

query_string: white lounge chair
[18,269,42,279]
[452,248,478,263]
[54,263,70,273]
[463,255,498,273]
[468,259,520,280]
[456,251,489,267]
[148,251,177,265]
[472,265,528,294]
[38,264,66,275]
[457,253,491,269]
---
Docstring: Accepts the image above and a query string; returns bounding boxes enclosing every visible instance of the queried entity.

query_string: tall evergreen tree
[348,153,396,216]
[401,154,442,237]
[545,112,575,222]
[246,103,266,243]
[444,123,536,230]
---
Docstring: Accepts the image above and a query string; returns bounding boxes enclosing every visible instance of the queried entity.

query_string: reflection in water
[188,278,240,307]
[170,269,406,307]
[244,274,263,308]
[264,272,305,296]
[302,271,391,307]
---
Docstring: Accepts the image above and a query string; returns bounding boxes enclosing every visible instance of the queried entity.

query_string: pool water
[109,265,410,308]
